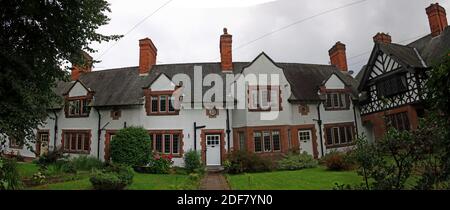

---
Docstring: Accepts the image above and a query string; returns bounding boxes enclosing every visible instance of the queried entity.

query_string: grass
[226,167,363,190]
[17,162,40,178]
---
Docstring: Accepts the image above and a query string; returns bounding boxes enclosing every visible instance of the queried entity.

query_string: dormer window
[325,92,350,110]
[146,91,179,115]
[248,86,281,111]
[66,98,91,117]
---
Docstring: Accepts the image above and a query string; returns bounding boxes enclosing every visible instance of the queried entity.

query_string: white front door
[206,134,221,166]
[298,130,313,155]
[39,133,49,156]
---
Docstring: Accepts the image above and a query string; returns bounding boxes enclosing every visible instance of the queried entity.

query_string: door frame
[35,130,50,157]
[291,124,319,159]
[200,129,225,166]
[104,130,118,162]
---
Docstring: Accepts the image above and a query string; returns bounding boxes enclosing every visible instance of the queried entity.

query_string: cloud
[172,0,278,8]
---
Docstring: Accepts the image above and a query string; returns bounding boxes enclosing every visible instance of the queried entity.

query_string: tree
[0,0,121,150]
[110,127,152,166]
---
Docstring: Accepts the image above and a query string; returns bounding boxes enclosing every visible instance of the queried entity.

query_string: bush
[141,155,173,174]
[110,127,152,166]
[35,147,66,166]
[0,157,22,190]
[54,159,77,174]
[70,155,104,171]
[278,152,318,170]
[322,150,353,171]
[225,150,275,174]
[90,164,133,190]
[184,150,204,174]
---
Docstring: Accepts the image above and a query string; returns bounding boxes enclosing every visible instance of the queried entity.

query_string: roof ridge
[91,66,138,73]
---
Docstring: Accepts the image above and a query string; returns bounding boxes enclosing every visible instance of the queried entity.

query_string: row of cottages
[3,3,449,168]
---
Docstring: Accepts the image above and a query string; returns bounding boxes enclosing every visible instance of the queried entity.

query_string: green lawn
[226,167,363,190]
[17,162,40,178]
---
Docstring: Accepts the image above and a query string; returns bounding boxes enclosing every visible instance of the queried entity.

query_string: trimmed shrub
[110,127,152,166]
[184,150,204,174]
[70,155,104,171]
[140,154,173,174]
[225,150,275,174]
[35,147,66,166]
[0,157,22,190]
[278,152,318,170]
[90,164,133,190]
[322,150,353,171]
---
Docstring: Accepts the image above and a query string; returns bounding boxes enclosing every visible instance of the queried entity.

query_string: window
[151,96,158,113]
[9,136,23,149]
[325,92,349,110]
[253,130,281,153]
[325,124,354,148]
[254,132,262,152]
[67,98,90,117]
[299,130,311,141]
[63,131,90,153]
[248,86,281,111]
[238,132,246,151]
[386,112,410,131]
[376,74,408,98]
[149,94,178,115]
[149,132,182,155]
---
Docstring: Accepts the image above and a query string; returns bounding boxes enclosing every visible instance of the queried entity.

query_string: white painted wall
[68,82,88,97]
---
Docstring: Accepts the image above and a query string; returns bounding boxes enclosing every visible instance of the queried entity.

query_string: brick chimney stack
[71,51,93,81]
[373,32,392,44]
[426,3,448,37]
[328,42,348,72]
[220,28,233,71]
[139,38,157,75]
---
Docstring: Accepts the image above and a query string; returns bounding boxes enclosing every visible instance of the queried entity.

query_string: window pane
[64,134,69,150]
[332,94,339,108]
[346,126,353,143]
[270,89,279,109]
[326,94,332,108]
[155,134,162,152]
[339,127,347,143]
[239,132,246,151]
[172,134,179,154]
[164,134,171,154]
[272,131,280,151]
[333,127,340,145]
[160,96,167,112]
[250,89,258,109]
[326,128,333,145]
[77,134,82,150]
[263,131,271,152]
[260,89,269,110]
[84,134,89,151]
[254,132,262,152]
[169,96,175,112]
[151,96,158,112]
[82,99,89,114]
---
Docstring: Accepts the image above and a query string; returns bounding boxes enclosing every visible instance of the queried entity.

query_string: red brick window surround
[146,90,179,115]
[386,112,410,131]
[253,130,281,153]
[324,123,355,148]
[65,97,91,118]
[62,130,91,154]
[149,131,183,157]
[325,92,350,110]
[248,86,281,111]
[9,136,23,149]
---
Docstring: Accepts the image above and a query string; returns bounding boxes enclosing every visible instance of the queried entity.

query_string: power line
[96,0,174,60]
[206,0,369,61]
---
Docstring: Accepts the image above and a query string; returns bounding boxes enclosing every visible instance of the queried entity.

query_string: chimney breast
[328,41,348,72]
[426,3,448,37]
[71,51,93,81]
[139,38,157,75]
[220,28,233,71]
[373,32,392,44]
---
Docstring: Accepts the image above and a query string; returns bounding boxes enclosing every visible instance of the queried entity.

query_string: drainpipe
[353,102,359,135]
[316,102,324,157]
[96,108,101,159]
[226,109,231,152]
[52,110,58,152]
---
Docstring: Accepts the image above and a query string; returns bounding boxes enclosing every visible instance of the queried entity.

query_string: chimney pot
[220,27,233,71]
[139,38,157,75]
[373,32,392,44]
[426,3,448,37]
[328,41,348,72]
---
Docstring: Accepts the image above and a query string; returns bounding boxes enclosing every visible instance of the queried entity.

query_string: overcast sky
[90,0,449,76]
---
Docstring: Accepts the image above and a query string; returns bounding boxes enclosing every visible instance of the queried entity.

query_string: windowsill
[154,152,182,158]
[325,143,355,149]
[148,111,179,116]
[63,151,90,154]
[66,115,90,118]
